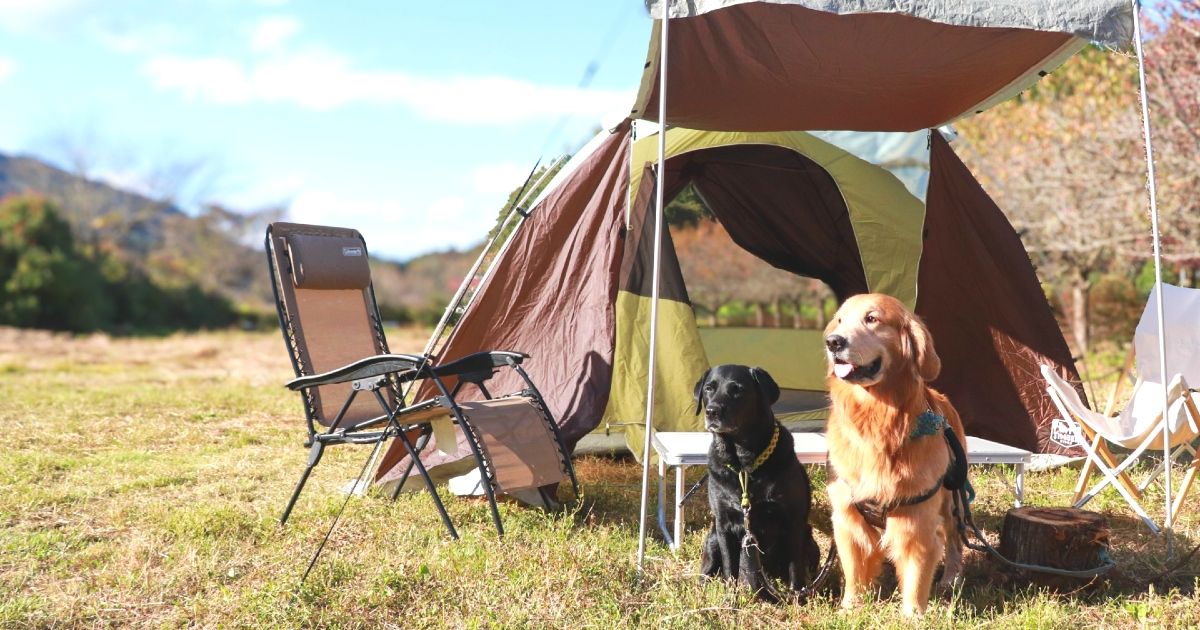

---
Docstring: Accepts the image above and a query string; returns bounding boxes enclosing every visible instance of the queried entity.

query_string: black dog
[695,364,819,599]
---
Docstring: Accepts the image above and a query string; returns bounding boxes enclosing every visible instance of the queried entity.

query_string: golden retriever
[823,294,966,616]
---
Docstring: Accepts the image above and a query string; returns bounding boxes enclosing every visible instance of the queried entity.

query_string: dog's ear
[749,367,780,407]
[903,313,941,382]
[693,368,711,415]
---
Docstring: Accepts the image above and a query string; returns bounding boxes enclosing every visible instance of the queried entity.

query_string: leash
[722,423,838,601]
[727,423,781,514]
[847,407,1115,579]
[940,427,1116,578]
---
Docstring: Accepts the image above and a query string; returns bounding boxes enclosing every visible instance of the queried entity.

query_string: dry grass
[1,328,1199,628]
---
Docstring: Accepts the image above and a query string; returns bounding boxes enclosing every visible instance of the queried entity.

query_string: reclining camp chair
[266,222,577,536]
[1040,283,1200,531]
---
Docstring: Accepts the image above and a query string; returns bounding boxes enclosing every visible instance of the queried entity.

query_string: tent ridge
[645,0,1133,48]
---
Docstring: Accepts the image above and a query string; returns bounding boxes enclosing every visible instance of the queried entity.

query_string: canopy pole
[1130,0,1172,550]
[636,10,669,572]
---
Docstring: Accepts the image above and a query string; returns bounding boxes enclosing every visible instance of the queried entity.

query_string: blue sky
[0,0,651,260]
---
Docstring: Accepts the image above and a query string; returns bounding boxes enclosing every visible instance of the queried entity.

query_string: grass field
[2,327,1199,628]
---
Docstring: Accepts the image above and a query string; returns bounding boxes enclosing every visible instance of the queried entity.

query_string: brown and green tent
[377,123,1084,488]
[376,0,1139,486]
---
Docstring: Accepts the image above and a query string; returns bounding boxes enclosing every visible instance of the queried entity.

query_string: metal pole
[1130,0,1172,548]
[422,159,549,357]
[636,10,669,571]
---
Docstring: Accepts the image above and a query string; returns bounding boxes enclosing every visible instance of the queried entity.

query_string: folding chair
[266,222,578,537]
[1058,282,1200,529]
[383,350,581,535]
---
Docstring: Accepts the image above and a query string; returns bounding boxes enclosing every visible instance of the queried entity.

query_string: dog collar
[750,422,781,472]
[910,408,946,440]
[726,422,782,510]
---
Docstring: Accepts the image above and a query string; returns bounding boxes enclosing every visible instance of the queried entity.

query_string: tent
[376,120,1083,488]
[378,0,1182,545]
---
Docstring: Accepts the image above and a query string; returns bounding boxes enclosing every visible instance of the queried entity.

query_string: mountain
[0,151,483,322]
[0,153,181,256]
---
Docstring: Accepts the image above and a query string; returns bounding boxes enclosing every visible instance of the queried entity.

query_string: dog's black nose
[825,334,847,352]
[705,403,720,416]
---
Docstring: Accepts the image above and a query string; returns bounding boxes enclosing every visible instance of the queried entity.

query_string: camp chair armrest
[431,351,529,379]
[286,353,426,390]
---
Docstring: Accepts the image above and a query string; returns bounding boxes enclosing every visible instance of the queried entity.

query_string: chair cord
[299,429,387,585]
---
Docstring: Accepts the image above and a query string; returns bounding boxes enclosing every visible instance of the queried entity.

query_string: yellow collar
[726,423,782,510]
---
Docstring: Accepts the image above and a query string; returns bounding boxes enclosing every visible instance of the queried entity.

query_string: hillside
[0,152,481,326]
[0,153,180,257]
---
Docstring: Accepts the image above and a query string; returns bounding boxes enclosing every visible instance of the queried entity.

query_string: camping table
[652,431,1032,550]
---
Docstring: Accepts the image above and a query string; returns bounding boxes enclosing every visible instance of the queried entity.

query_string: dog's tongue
[833,362,855,378]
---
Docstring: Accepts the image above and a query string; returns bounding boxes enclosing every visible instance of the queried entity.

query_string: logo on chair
[1050,418,1082,448]
[342,246,364,257]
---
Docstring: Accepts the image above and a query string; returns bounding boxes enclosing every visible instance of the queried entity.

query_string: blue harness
[852,407,973,528]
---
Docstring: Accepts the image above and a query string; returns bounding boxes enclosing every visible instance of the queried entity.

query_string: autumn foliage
[953,2,1200,352]
[671,219,831,328]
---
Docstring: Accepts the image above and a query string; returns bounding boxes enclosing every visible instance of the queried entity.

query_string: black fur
[695,364,819,600]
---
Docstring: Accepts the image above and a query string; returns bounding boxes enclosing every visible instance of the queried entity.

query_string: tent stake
[637,9,669,572]
[1130,0,1172,554]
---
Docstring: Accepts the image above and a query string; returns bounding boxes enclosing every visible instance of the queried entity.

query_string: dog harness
[851,408,971,529]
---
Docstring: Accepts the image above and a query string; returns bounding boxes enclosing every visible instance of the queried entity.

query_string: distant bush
[0,195,237,333]
[1089,273,1144,343]
[0,196,113,331]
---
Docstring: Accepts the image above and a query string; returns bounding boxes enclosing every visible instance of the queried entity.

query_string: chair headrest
[286,232,371,290]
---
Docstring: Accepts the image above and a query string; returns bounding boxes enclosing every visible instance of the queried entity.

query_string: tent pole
[421,158,561,359]
[1130,0,1172,551]
[636,9,669,572]
[361,159,556,491]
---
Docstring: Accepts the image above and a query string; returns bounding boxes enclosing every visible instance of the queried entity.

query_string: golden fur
[823,294,966,616]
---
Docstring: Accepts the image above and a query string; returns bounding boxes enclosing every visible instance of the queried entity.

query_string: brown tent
[377,123,1086,489]
[377,0,1137,485]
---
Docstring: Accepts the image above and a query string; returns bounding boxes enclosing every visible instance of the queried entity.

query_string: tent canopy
[633,0,1133,131]
[374,122,1083,493]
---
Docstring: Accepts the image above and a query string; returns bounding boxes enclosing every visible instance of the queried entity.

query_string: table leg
[674,464,685,549]
[657,457,675,550]
[1015,463,1025,508]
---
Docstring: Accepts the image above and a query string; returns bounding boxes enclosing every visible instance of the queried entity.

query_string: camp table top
[651,431,1032,550]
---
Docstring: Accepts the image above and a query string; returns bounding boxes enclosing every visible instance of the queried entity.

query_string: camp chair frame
[267,222,463,535]
[280,353,458,536]
[1042,364,1200,533]
[387,350,581,536]
[267,222,577,538]
[1086,348,1200,520]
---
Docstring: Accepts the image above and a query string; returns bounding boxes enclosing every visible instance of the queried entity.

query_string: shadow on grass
[565,452,1200,611]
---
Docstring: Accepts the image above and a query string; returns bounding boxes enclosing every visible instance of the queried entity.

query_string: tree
[664,184,712,227]
[672,220,757,325]
[955,48,1142,353]
[1140,1,1200,282]
[485,157,570,247]
[0,196,112,331]
[954,4,1200,351]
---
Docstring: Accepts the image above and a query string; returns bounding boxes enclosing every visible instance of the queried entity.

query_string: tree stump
[997,506,1111,589]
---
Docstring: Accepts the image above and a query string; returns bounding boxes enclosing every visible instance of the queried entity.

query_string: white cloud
[0,0,98,34]
[0,0,79,28]
[470,162,529,196]
[94,23,186,54]
[288,190,485,259]
[250,16,300,52]
[142,47,633,123]
[0,57,14,82]
[93,168,146,194]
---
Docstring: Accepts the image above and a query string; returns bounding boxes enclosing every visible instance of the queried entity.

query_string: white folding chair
[1042,365,1200,533]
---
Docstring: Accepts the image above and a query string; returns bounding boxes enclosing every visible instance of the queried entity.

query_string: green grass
[1,328,1198,628]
